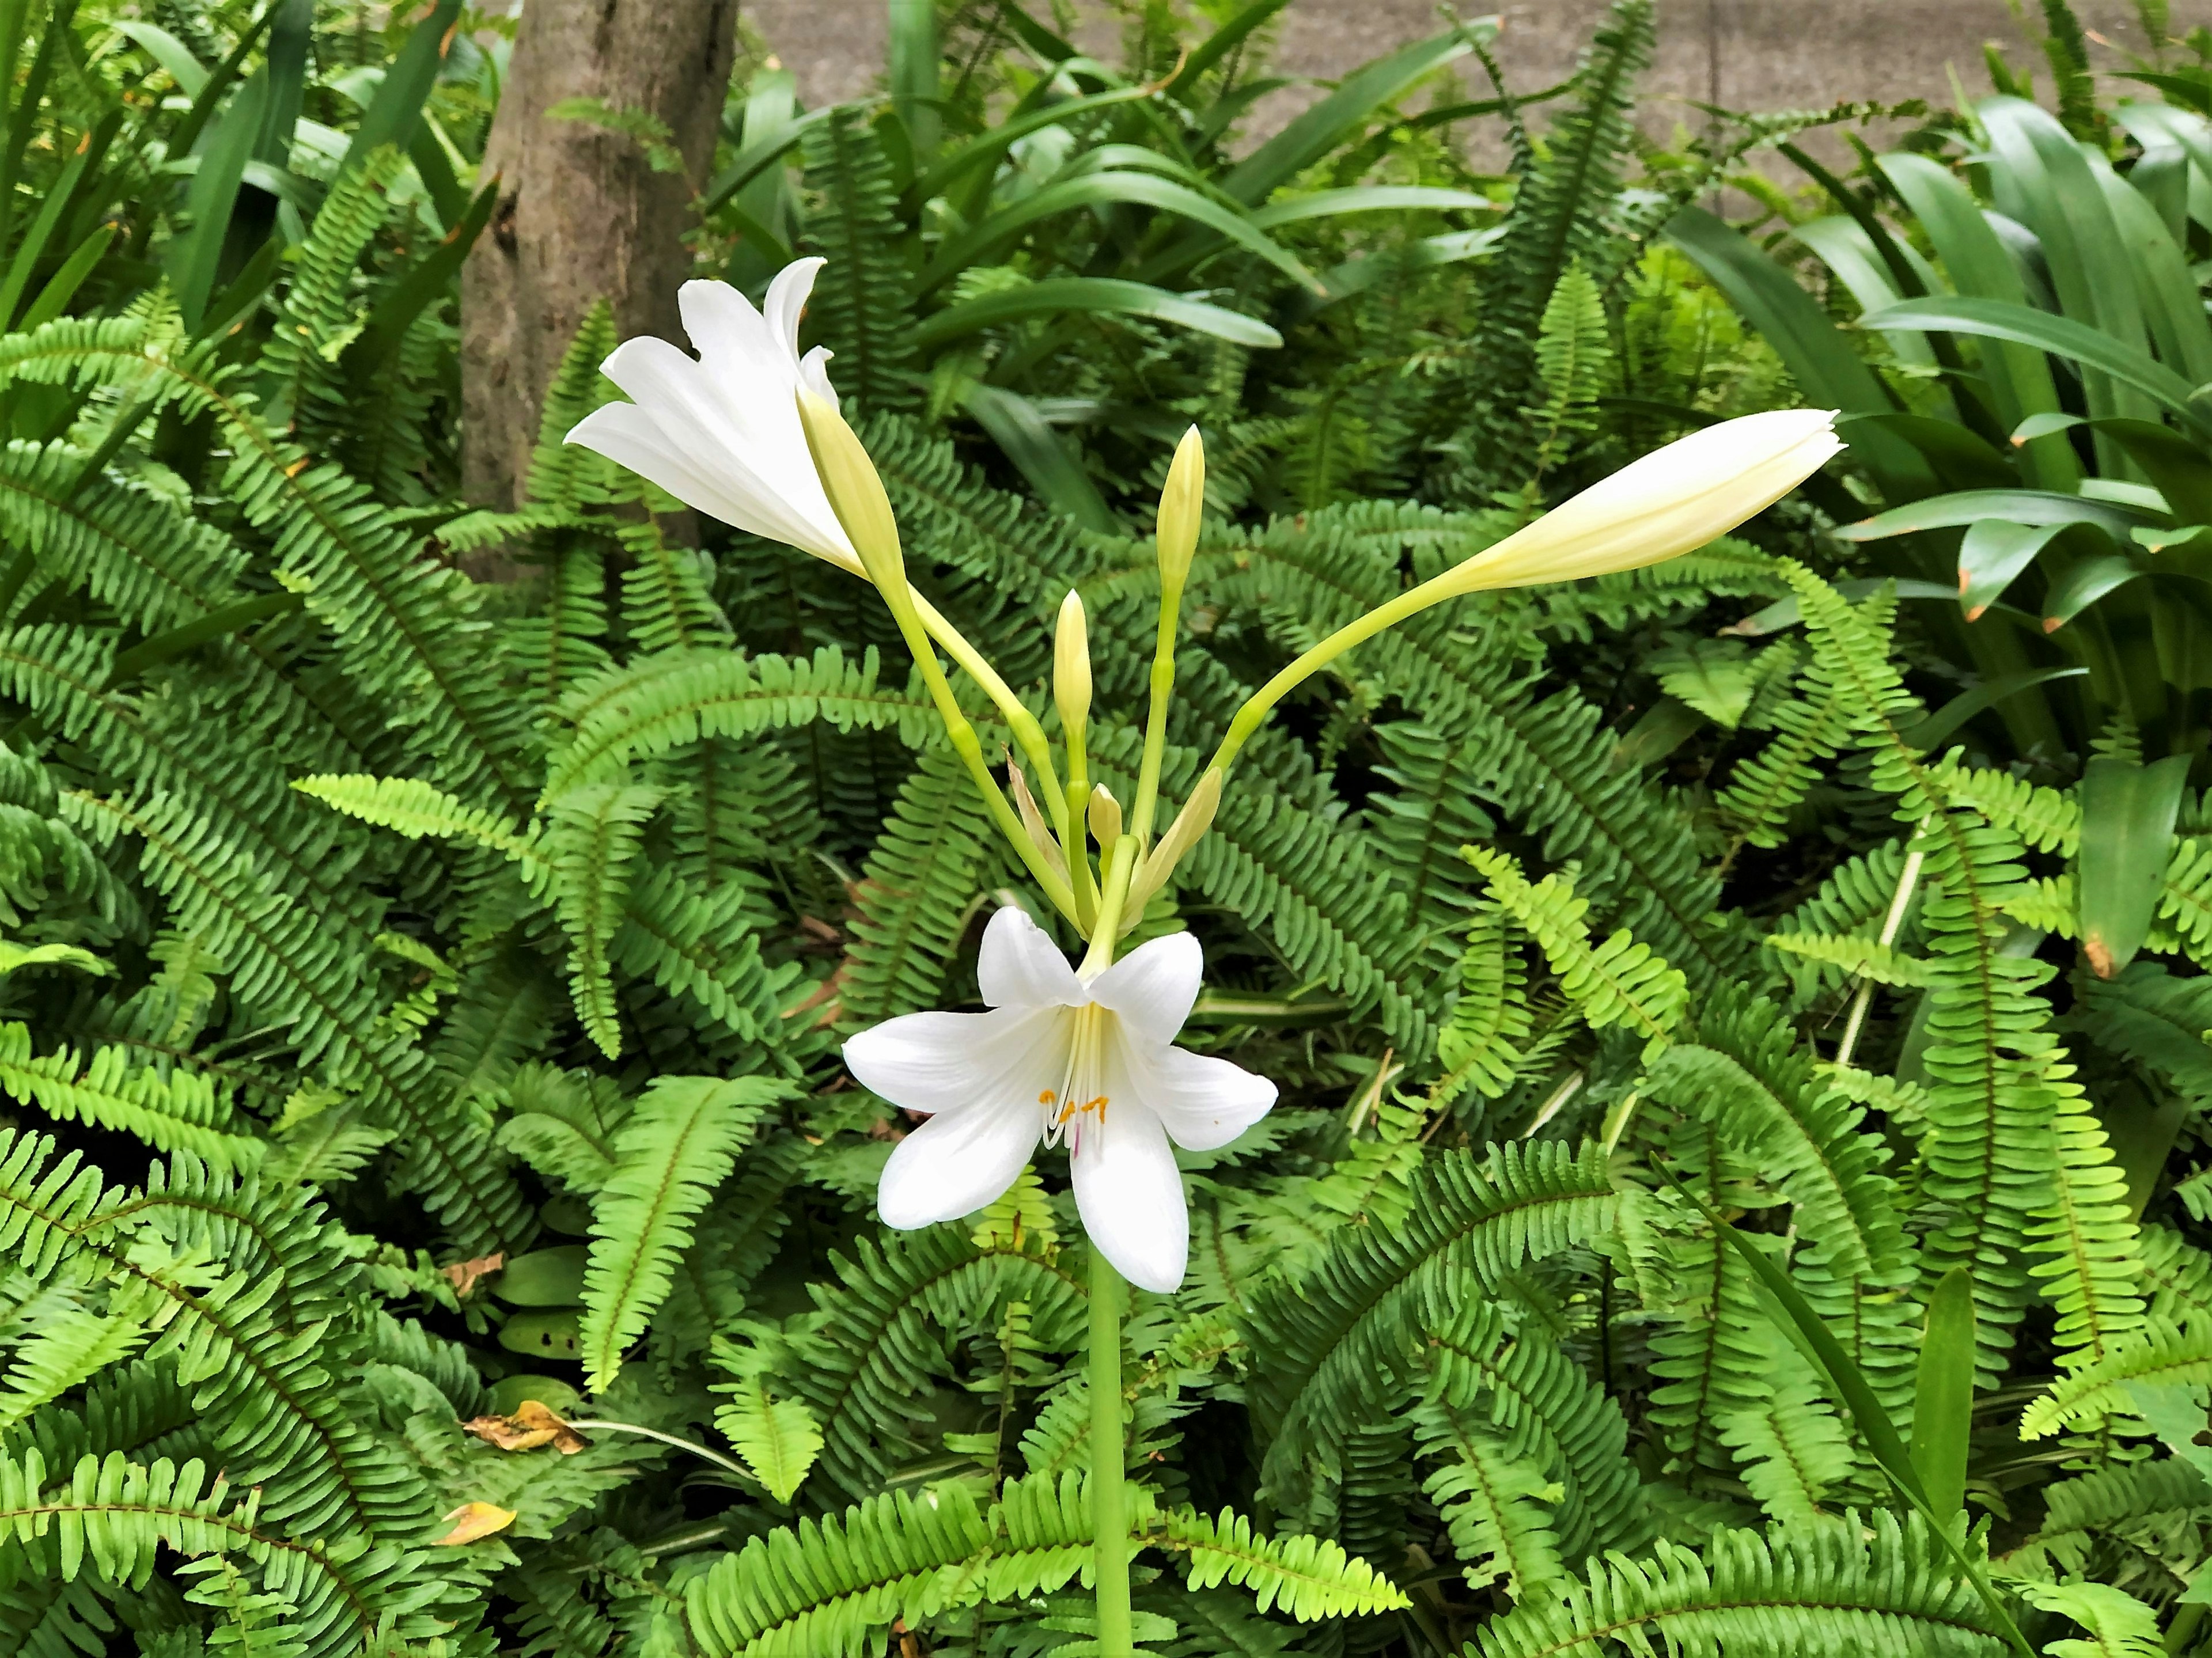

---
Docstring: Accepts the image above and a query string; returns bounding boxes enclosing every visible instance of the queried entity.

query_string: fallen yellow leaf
[440,1251,506,1297]
[460,1398,590,1455]
[433,1501,517,1545]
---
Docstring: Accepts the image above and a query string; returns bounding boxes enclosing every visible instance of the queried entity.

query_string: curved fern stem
[1089,1248,1133,1658]
[563,1417,755,1481]
[1834,817,1930,1068]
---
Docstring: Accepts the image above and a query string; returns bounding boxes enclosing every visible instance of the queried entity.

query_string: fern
[1471,1512,2007,1657]
[578,1076,782,1393]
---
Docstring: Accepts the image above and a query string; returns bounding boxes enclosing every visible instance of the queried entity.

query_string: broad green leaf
[962,382,1120,535]
[911,278,1282,350]
[1839,488,2150,543]
[337,0,462,180]
[1219,29,1471,206]
[1957,519,2067,619]
[1863,296,2212,440]
[166,66,268,330]
[2077,753,2191,978]
[1909,1266,1976,1530]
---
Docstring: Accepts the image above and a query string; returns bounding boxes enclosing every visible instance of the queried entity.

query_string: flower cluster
[566,257,1842,1292]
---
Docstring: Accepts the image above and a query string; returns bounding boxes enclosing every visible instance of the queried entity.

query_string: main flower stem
[1089,1247,1132,1658]
[1128,568,1186,848]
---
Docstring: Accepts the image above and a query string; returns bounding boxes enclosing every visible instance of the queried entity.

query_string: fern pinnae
[578,1075,783,1394]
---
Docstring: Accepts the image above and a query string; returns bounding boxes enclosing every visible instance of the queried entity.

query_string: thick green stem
[910,590,1074,849]
[1081,836,1139,977]
[1128,573,1185,847]
[1089,1248,1132,1658]
[1206,561,1486,779]
[880,598,1082,925]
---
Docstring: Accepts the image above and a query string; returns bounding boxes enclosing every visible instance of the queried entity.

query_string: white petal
[764,257,827,362]
[591,330,854,564]
[975,905,1086,1011]
[677,278,777,374]
[843,1003,1067,1115]
[1086,929,1202,1044]
[798,344,840,408]
[877,1101,1040,1228]
[564,403,787,538]
[1071,1104,1187,1293]
[1113,1039,1275,1152]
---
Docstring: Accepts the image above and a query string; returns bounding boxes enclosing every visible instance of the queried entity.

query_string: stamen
[1040,1005,1113,1152]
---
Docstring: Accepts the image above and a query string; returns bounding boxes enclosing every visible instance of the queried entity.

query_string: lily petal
[844,1004,1066,1116]
[1114,1039,1276,1152]
[877,1097,1042,1228]
[762,257,825,360]
[563,403,783,542]
[798,345,839,408]
[976,905,1086,1011]
[1071,1104,1187,1293]
[1086,929,1203,1044]
[678,278,779,377]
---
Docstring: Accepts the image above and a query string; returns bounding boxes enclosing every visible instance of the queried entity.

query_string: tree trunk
[461,0,737,519]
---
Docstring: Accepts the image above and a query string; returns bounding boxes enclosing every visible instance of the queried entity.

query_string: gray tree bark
[461,0,737,516]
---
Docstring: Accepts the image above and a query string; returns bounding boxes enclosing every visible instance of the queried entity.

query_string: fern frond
[1245,1141,1618,1513]
[1159,1506,1410,1619]
[2021,1323,2212,1438]
[1465,846,1686,1052]
[577,1076,782,1393]
[0,1025,263,1170]
[1469,1511,2005,1657]
[544,783,661,1059]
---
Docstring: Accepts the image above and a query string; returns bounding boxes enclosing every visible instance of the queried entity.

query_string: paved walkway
[744,0,2199,160]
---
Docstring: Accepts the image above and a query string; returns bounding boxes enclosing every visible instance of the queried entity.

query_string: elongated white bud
[1055,590,1091,741]
[1087,783,1123,851]
[1438,409,1843,594]
[1156,426,1205,589]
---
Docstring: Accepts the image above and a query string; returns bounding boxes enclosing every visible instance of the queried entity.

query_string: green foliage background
[6,1,2212,1656]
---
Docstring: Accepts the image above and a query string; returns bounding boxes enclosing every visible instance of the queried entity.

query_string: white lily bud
[1054,590,1092,741]
[1438,409,1843,595]
[794,388,903,591]
[563,259,864,574]
[1156,426,1205,589]
[1087,783,1122,851]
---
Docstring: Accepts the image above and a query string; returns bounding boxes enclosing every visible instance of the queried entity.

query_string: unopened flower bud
[796,388,903,591]
[1156,426,1205,590]
[1054,590,1091,741]
[1123,767,1221,923]
[1087,783,1123,850]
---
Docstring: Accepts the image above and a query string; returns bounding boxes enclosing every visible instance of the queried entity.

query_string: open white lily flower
[1441,407,1844,593]
[844,906,1275,1292]
[563,257,861,572]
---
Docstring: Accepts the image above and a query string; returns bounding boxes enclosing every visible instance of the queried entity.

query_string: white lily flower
[562,257,860,572]
[844,906,1276,1292]
[1441,407,1844,593]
